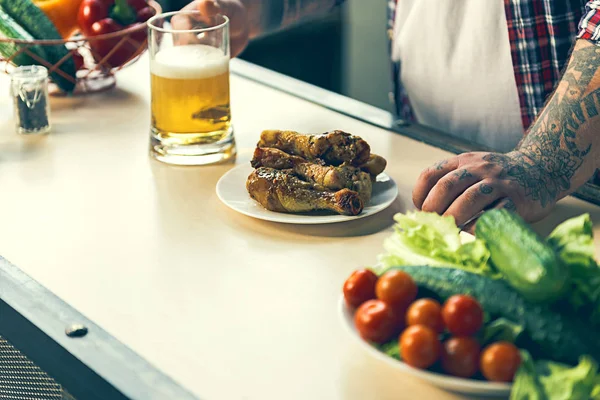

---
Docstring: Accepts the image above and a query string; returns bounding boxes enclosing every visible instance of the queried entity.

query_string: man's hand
[414,40,600,226]
[413,151,555,226]
[178,0,250,56]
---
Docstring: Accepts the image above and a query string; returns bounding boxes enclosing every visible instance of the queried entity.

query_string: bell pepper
[78,0,154,68]
[33,0,84,38]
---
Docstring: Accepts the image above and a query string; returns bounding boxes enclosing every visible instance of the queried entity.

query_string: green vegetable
[0,6,47,66]
[512,351,600,400]
[481,318,524,346]
[376,212,497,277]
[547,214,600,326]
[378,340,401,361]
[0,0,76,92]
[511,351,546,400]
[476,209,569,303]
[388,265,600,364]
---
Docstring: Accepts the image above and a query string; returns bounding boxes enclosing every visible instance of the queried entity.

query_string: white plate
[216,164,399,224]
[339,297,512,398]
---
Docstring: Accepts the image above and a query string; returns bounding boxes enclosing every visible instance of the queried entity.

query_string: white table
[0,58,599,400]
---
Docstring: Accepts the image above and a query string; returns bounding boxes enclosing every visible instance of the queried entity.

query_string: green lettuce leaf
[376,211,497,277]
[536,356,600,400]
[510,351,545,400]
[547,214,600,325]
[511,351,600,400]
[481,318,524,345]
[378,340,401,360]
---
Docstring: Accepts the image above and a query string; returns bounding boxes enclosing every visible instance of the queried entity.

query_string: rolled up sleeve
[578,1,600,44]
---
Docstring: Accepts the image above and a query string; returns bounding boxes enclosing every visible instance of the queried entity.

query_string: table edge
[0,256,199,400]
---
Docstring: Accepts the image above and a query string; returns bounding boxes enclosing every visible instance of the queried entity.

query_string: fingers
[462,197,516,235]
[421,168,481,215]
[217,0,250,56]
[171,11,194,31]
[194,0,250,56]
[170,0,249,55]
[443,181,503,227]
[198,0,220,16]
[412,158,460,209]
[462,197,515,234]
[493,197,517,212]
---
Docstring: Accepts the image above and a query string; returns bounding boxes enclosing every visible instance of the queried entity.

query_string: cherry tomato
[406,298,444,333]
[399,325,441,369]
[441,295,484,336]
[354,299,398,343]
[376,270,418,308]
[343,269,378,308]
[441,337,481,378]
[480,342,521,382]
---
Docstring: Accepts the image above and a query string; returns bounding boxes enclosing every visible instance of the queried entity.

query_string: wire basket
[0,2,161,95]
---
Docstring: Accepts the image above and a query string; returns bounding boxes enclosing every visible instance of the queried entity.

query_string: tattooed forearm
[484,40,600,207]
[252,0,337,35]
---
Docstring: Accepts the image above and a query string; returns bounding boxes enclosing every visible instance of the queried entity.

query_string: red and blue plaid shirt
[383,0,600,131]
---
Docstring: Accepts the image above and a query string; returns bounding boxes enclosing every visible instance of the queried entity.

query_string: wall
[341,0,392,112]
[239,0,392,112]
[241,10,344,93]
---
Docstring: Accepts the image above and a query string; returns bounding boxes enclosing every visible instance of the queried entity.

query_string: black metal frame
[0,257,198,400]
[230,59,600,205]
[0,60,599,400]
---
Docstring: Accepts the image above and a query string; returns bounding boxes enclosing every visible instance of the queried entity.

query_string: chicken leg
[251,147,373,204]
[257,130,371,166]
[246,167,364,216]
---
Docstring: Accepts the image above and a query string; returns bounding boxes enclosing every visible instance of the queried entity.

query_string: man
[185,0,600,226]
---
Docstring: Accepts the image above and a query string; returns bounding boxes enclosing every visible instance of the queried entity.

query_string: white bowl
[338,297,512,398]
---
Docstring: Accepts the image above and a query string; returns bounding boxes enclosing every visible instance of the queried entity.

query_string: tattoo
[479,184,494,195]
[454,169,473,180]
[503,199,517,212]
[487,42,599,207]
[434,160,448,170]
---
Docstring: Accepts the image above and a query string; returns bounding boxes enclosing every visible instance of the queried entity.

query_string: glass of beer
[147,11,235,165]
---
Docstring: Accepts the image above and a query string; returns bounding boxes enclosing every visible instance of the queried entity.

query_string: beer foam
[151,44,229,79]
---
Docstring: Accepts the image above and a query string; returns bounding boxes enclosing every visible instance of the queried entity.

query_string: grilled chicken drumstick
[359,154,387,177]
[246,167,364,216]
[251,147,373,204]
[258,130,371,166]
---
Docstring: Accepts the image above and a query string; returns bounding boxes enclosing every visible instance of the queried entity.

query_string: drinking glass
[148,11,235,165]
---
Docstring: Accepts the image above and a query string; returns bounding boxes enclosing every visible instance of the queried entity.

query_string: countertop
[0,58,599,400]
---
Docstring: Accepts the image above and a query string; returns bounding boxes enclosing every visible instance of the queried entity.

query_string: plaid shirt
[385,0,600,131]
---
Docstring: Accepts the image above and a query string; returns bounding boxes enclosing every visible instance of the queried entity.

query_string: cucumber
[476,209,569,303]
[0,7,48,66]
[0,0,76,92]
[389,265,600,365]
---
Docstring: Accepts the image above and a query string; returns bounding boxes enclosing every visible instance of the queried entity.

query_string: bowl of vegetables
[340,270,514,397]
[339,210,600,399]
[0,0,160,94]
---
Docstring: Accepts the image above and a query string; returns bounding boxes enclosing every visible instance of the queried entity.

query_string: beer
[148,11,235,165]
[150,44,231,144]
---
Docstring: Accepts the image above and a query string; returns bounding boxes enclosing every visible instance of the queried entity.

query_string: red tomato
[354,300,398,343]
[441,337,481,378]
[480,342,521,382]
[441,295,484,336]
[375,270,418,308]
[406,298,444,333]
[343,269,378,308]
[399,325,441,369]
